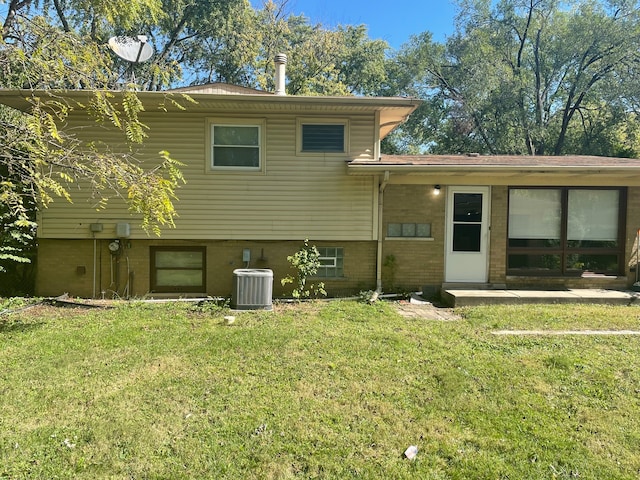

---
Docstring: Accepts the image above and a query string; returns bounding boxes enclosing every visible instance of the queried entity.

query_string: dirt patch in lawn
[394,295,460,321]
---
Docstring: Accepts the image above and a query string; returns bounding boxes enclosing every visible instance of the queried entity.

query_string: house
[350,154,640,296]
[2,58,640,300]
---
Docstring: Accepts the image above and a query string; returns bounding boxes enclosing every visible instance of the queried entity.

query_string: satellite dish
[108,35,153,63]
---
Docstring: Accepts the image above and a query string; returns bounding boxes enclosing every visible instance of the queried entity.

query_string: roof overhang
[0,89,421,140]
[348,155,640,186]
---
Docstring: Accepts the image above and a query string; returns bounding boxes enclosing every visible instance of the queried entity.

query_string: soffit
[0,89,420,139]
[348,154,640,185]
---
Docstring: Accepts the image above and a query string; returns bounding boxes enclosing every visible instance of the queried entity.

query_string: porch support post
[376,171,390,293]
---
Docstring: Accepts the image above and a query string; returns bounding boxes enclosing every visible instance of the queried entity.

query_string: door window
[452,193,483,252]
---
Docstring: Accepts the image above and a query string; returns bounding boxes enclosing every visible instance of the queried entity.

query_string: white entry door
[445,186,490,283]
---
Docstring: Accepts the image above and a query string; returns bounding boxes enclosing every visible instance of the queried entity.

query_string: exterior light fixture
[434,185,441,195]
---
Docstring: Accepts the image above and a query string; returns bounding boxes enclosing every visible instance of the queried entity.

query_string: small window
[212,125,260,168]
[207,117,265,171]
[150,246,206,293]
[316,247,344,278]
[387,223,431,238]
[297,118,349,155]
[302,124,345,152]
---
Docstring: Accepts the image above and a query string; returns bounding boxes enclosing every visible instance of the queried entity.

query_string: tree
[180,0,389,96]
[0,4,192,292]
[384,0,640,156]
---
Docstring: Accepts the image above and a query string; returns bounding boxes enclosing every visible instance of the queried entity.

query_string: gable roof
[169,83,273,95]
[348,154,640,185]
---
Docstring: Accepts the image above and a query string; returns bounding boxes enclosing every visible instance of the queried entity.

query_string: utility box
[232,269,273,310]
[116,222,131,237]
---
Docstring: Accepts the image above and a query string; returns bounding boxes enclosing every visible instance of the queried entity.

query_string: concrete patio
[442,288,640,307]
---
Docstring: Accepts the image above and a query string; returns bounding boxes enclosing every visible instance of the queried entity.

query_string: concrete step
[442,288,638,307]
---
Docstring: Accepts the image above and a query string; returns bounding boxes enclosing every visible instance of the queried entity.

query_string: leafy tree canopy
[383,0,640,156]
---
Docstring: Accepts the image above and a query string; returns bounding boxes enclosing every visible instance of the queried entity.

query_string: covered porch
[348,154,640,296]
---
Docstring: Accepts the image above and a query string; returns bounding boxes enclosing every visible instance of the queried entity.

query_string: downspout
[376,170,390,294]
[92,235,97,299]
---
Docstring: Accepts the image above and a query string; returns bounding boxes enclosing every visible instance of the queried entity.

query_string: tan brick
[36,239,377,299]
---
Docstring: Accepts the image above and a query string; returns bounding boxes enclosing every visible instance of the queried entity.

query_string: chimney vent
[274,53,287,95]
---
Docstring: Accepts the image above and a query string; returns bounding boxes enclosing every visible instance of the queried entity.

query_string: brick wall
[382,185,445,292]
[489,186,508,284]
[36,239,376,299]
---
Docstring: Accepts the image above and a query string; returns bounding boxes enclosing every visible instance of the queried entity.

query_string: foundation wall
[36,239,377,299]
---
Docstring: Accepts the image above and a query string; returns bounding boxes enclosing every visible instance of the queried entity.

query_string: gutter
[376,171,390,294]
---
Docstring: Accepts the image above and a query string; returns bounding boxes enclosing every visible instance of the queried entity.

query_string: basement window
[150,246,206,293]
[315,247,344,278]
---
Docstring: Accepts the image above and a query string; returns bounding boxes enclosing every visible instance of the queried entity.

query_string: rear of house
[3,82,640,300]
[350,155,640,296]
[0,85,419,299]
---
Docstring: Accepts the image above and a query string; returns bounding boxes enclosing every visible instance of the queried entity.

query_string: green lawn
[1,299,640,479]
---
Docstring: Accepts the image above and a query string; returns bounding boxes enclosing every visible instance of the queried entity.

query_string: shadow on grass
[0,319,44,334]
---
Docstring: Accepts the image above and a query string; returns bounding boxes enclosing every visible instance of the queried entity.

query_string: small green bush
[281,239,327,299]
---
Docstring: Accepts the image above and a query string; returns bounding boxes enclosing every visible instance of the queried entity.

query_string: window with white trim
[208,118,265,171]
[315,247,344,278]
[297,118,349,155]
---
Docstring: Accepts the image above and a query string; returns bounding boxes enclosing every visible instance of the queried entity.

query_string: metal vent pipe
[274,53,287,95]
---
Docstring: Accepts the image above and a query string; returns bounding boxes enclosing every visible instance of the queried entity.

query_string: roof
[0,89,420,139]
[376,154,640,167]
[348,154,640,186]
[169,83,273,95]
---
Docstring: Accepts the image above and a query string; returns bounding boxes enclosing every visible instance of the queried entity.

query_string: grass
[1,299,640,479]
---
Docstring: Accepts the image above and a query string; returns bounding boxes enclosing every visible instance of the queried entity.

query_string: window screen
[301,124,345,152]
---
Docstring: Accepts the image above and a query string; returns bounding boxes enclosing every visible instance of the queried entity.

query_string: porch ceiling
[348,154,640,186]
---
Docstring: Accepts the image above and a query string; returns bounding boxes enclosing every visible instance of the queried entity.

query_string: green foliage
[0,8,200,272]
[357,289,378,303]
[385,0,640,156]
[280,239,327,299]
[185,0,389,96]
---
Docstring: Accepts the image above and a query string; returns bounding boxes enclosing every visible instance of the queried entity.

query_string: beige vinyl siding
[38,110,378,241]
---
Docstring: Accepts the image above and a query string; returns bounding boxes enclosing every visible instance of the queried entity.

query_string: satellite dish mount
[108,35,154,86]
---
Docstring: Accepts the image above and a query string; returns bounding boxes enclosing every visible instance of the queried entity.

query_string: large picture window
[507,188,626,276]
[150,247,206,293]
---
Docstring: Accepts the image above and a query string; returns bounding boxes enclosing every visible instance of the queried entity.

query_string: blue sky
[268,0,459,49]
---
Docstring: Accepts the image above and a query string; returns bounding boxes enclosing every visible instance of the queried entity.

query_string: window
[315,247,344,278]
[452,193,483,252]
[208,118,265,171]
[150,247,206,293]
[302,124,345,152]
[297,118,348,154]
[507,188,626,276]
[387,223,432,238]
